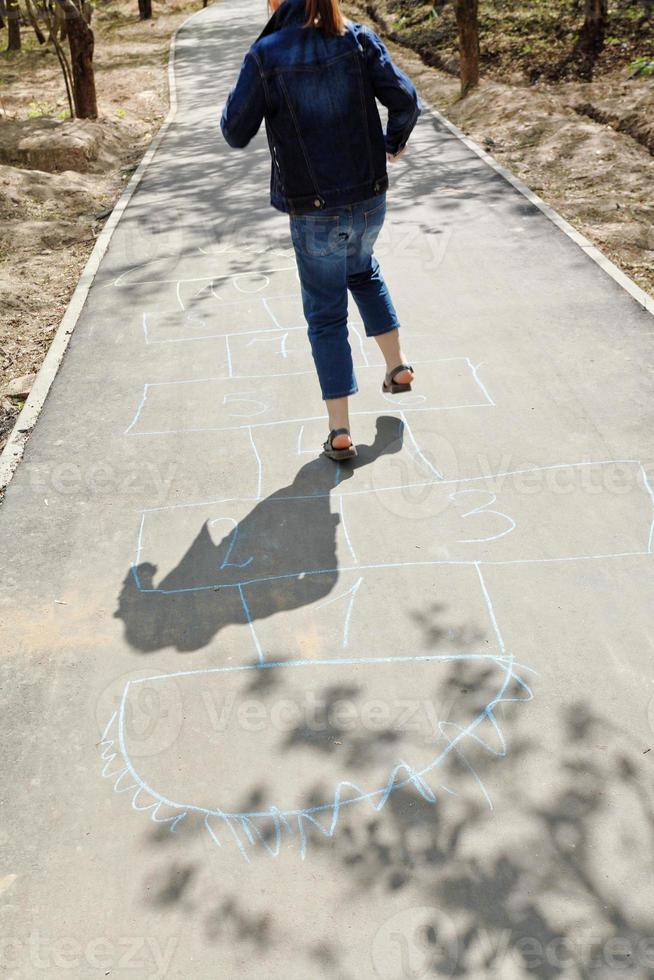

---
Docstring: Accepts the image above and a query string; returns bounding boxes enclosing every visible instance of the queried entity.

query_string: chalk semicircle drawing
[98,652,534,861]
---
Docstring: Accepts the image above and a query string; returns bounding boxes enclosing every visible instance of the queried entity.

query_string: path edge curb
[0,3,208,495]
[425,103,654,318]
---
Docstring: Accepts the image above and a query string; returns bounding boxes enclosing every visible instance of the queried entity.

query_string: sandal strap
[387,364,413,382]
[326,427,352,450]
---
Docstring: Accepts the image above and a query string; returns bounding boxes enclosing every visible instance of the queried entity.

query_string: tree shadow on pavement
[114,414,405,653]
[95,9,521,298]
[136,629,654,978]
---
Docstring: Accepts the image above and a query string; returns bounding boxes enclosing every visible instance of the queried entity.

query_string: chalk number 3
[449,489,516,544]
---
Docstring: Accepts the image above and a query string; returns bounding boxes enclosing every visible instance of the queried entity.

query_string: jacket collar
[257,0,307,40]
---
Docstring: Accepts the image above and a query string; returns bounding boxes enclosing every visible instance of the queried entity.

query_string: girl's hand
[387,146,407,163]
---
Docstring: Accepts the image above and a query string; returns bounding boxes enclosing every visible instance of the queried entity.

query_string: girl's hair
[304,0,346,35]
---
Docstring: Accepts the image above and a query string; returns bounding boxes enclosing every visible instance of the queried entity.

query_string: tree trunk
[48,1,68,41]
[573,0,608,79]
[55,0,97,118]
[41,0,75,116]
[454,0,479,96]
[25,0,47,44]
[6,0,22,51]
[138,0,152,20]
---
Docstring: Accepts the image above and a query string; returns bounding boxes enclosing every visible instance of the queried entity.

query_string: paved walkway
[2,1,654,976]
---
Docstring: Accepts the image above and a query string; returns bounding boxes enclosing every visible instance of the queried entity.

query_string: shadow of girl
[114,416,405,653]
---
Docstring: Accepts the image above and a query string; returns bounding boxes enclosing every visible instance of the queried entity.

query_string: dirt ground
[1,0,653,457]
[359,0,654,81]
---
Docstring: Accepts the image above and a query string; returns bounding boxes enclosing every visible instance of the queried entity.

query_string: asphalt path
[2,0,654,976]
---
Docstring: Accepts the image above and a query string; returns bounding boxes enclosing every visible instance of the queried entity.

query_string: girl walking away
[221,0,421,460]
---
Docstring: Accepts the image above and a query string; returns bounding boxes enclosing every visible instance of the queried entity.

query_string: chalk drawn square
[132,493,347,599]
[247,413,441,499]
[142,292,307,345]
[242,564,495,664]
[124,359,492,437]
[114,259,299,328]
[342,460,654,565]
[224,327,313,378]
[115,429,263,506]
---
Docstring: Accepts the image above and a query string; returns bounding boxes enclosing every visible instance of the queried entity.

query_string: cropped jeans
[289,193,400,400]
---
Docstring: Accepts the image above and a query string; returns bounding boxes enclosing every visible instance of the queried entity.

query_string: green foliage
[628,56,654,75]
[379,0,654,80]
[26,100,56,118]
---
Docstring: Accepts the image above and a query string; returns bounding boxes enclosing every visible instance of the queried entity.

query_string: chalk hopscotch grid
[100,172,653,859]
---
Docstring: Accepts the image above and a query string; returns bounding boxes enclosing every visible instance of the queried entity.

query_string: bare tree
[454,0,480,95]
[40,0,75,117]
[51,1,68,42]
[6,0,21,50]
[25,0,46,44]
[54,0,97,118]
[572,0,608,79]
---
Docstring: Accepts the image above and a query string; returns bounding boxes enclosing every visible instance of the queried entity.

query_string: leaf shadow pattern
[136,637,654,977]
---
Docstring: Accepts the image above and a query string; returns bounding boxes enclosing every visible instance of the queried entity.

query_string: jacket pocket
[290,214,342,258]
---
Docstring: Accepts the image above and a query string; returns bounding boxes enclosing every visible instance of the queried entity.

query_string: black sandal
[382,364,414,394]
[323,428,357,461]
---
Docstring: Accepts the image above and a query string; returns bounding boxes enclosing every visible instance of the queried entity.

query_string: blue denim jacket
[220,0,421,214]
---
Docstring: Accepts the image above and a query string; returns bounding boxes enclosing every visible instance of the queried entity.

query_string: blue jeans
[289,193,400,400]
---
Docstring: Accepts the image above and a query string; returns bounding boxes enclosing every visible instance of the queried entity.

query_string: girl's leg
[325,396,351,448]
[346,196,412,385]
[290,211,356,449]
[372,328,413,385]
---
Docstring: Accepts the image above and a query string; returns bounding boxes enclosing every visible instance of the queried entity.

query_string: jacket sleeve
[362,28,421,155]
[220,51,267,149]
